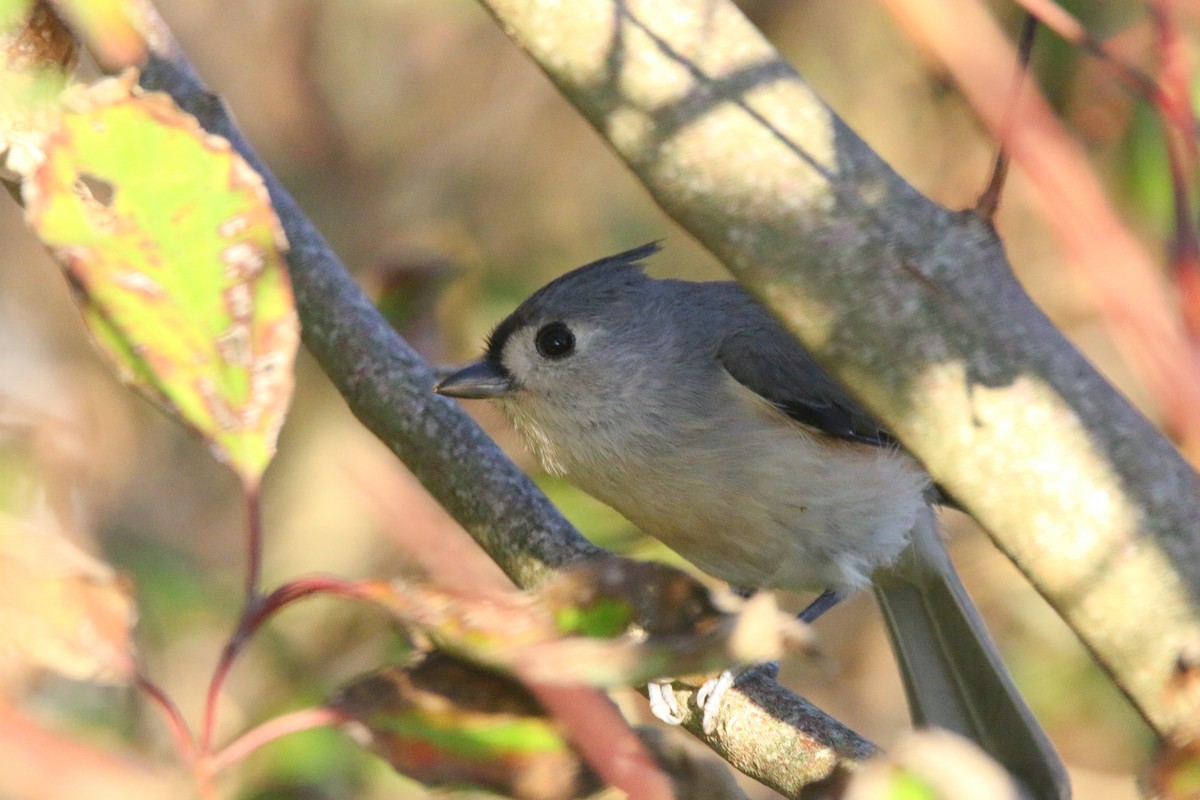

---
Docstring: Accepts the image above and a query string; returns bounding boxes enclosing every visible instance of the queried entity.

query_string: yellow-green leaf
[23,72,297,487]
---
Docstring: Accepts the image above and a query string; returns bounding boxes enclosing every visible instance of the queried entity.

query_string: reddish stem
[200,635,242,757]
[136,672,218,800]
[1009,0,1163,101]
[244,485,263,602]
[1149,0,1199,163]
[135,671,196,762]
[210,706,350,774]
[199,575,370,756]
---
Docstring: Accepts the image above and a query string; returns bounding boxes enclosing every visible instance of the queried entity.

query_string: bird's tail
[872,507,1070,800]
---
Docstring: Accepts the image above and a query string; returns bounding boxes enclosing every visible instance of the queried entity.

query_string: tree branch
[135,43,597,593]
[123,6,878,796]
[474,0,1200,743]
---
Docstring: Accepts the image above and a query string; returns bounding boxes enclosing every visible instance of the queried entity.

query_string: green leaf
[370,712,568,759]
[331,656,598,800]
[23,73,297,487]
[552,596,634,638]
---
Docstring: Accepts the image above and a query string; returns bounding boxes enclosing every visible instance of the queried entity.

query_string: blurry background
[0,0,1172,797]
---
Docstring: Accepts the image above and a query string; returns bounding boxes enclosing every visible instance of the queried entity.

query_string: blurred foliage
[0,0,1188,797]
[329,654,600,800]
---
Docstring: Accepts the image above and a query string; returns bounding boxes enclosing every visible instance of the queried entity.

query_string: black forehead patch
[484,242,661,364]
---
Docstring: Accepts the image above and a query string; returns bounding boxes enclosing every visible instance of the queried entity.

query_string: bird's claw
[649,662,780,733]
[696,669,737,734]
[696,661,781,735]
[647,679,687,725]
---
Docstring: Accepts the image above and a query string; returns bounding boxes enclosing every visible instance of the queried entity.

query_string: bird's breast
[562,412,929,594]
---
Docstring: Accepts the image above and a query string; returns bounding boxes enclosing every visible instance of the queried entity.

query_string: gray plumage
[478,242,924,595]
[437,244,1068,800]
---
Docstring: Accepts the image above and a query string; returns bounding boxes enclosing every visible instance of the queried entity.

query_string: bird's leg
[694,588,843,734]
[797,587,842,623]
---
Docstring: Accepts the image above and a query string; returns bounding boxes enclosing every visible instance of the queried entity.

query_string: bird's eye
[535,322,575,359]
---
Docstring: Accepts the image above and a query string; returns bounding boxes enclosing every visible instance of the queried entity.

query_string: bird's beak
[434,360,514,399]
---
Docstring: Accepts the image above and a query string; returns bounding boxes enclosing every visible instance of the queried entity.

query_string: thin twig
[243,485,263,602]
[135,671,196,762]
[210,707,349,774]
[198,575,368,756]
[1017,0,1200,343]
[976,13,1038,218]
[1008,0,1163,102]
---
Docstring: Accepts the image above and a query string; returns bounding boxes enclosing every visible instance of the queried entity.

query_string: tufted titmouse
[436,243,1067,799]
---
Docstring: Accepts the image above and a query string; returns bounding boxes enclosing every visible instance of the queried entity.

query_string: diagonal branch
[474,0,1200,746]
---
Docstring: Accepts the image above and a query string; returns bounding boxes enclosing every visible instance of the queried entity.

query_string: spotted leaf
[22,72,297,487]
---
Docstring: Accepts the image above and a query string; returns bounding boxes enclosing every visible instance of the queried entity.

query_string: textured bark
[475,0,1200,743]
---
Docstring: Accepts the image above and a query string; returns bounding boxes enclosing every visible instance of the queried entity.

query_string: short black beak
[434,360,514,399]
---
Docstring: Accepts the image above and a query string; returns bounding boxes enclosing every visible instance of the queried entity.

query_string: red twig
[527,684,675,800]
[1149,0,1199,163]
[135,671,196,762]
[1008,0,1163,101]
[134,672,218,799]
[200,637,241,758]
[210,706,350,774]
[199,575,368,756]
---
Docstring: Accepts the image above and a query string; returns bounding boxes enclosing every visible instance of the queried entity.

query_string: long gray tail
[872,507,1070,800]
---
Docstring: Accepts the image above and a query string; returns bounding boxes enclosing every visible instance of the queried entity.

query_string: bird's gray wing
[704,283,966,507]
[713,302,897,448]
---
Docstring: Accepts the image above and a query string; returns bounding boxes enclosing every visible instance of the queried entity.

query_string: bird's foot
[695,661,780,734]
[647,678,687,725]
[648,662,780,733]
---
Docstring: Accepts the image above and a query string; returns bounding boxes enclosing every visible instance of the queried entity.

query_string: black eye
[535,322,575,359]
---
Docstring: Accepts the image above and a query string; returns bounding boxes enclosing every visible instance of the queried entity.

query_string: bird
[435,242,1067,800]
